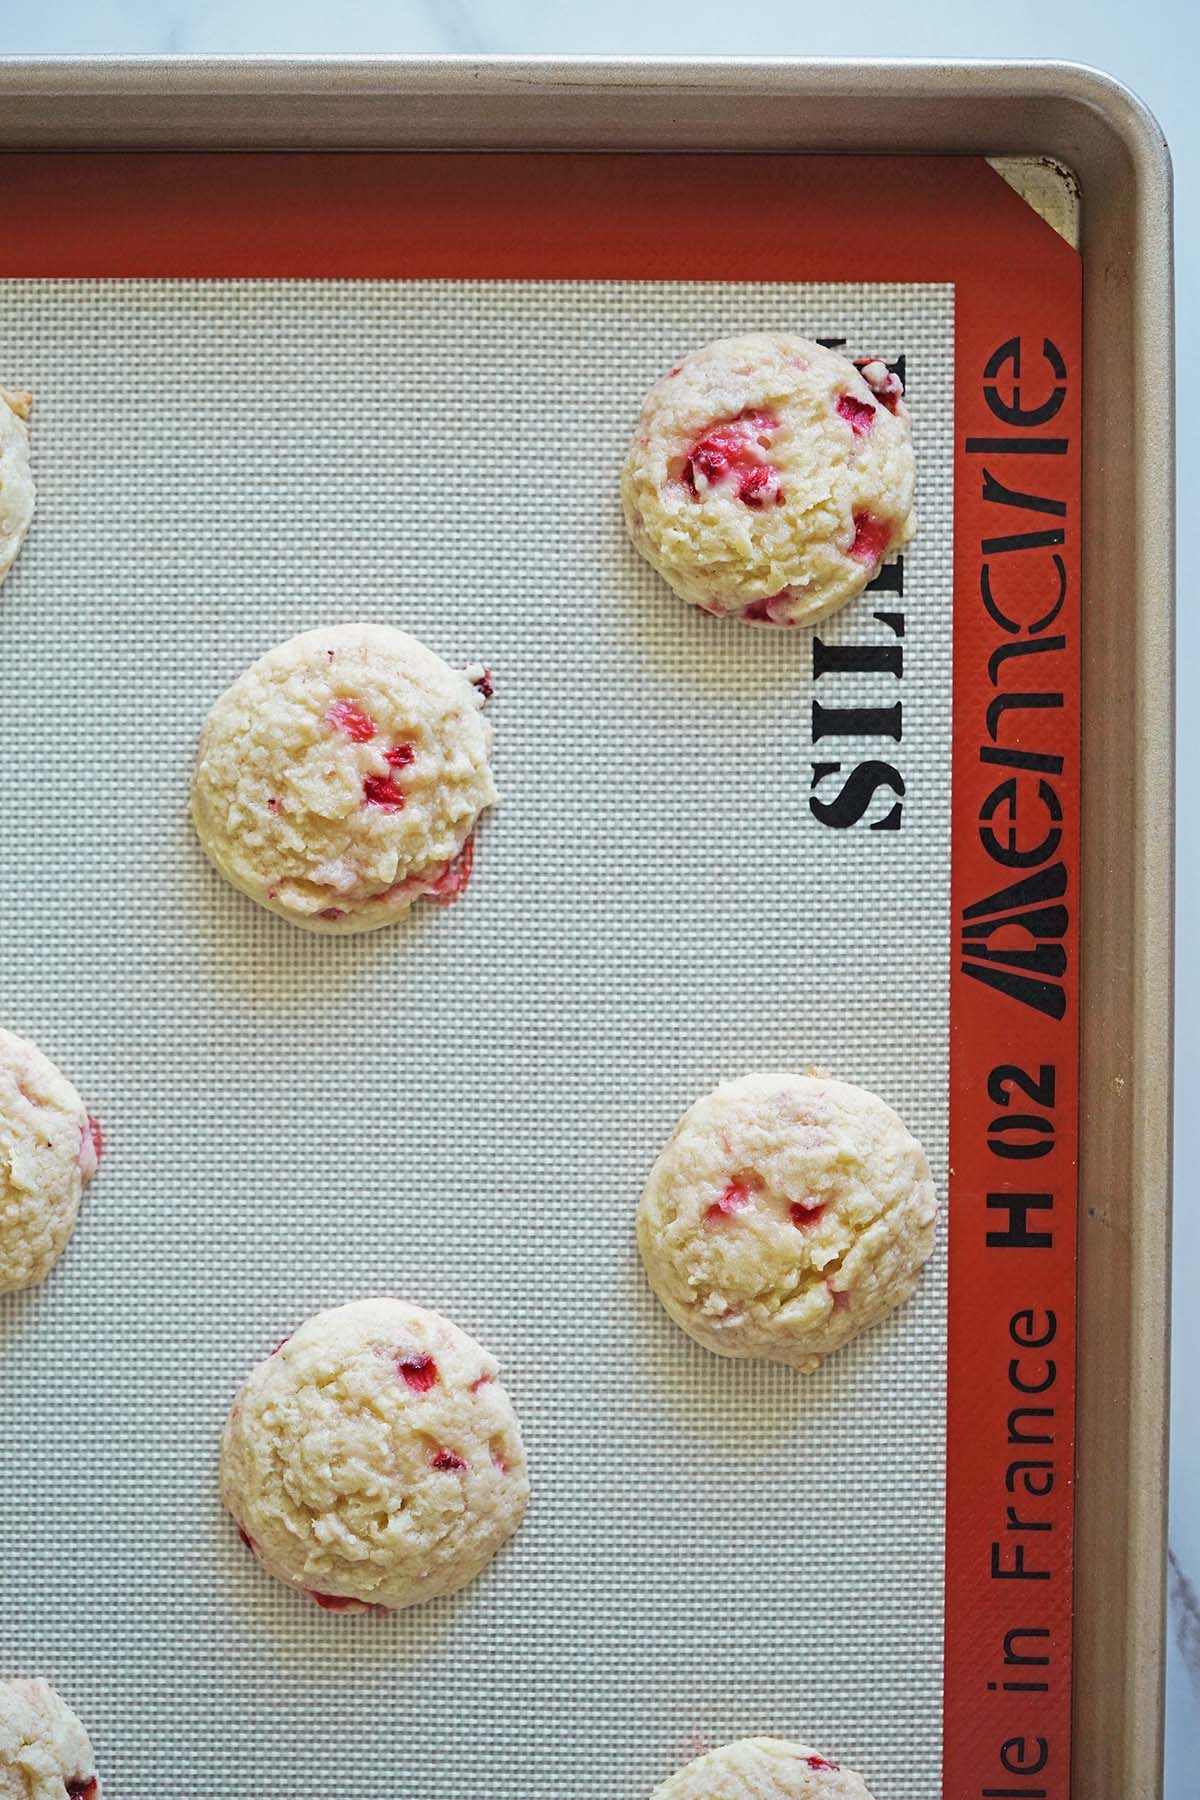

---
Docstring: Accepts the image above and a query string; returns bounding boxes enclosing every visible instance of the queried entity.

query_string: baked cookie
[221,1298,528,1613]
[0,1678,99,1799]
[637,1072,936,1372]
[0,1029,102,1295]
[191,624,495,932]
[621,335,915,626]
[0,390,35,587]
[649,1738,875,1800]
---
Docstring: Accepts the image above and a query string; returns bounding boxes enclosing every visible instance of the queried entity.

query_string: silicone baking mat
[0,152,1082,1800]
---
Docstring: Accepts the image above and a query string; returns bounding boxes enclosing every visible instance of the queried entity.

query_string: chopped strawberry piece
[236,1524,258,1554]
[741,596,776,623]
[469,1372,495,1393]
[737,465,781,507]
[687,440,731,490]
[828,1285,850,1312]
[849,512,892,565]
[683,409,780,504]
[66,1780,98,1799]
[470,666,494,700]
[836,393,876,436]
[740,591,801,626]
[397,1353,438,1392]
[854,356,904,414]
[789,1199,826,1227]
[326,699,376,743]
[384,743,415,769]
[430,1449,467,1472]
[316,907,346,921]
[362,774,405,810]
[704,1172,762,1225]
[87,1117,104,1163]
[421,837,475,907]
[805,1754,839,1771]
[308,1590,362,1612]
[267,797,282,814]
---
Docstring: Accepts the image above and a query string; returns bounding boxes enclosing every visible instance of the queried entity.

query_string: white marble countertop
[2,1,1195,1792]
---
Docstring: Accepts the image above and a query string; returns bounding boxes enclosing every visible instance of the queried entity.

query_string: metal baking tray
[0,56,1174,1800]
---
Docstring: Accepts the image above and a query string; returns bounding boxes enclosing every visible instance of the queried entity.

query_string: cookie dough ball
[621,335,915,627]
[637,1073,936,1371]
[0,1029,102,1295]
[191,624,496,932]
[0,1679,99,1799]
[649,1738,875,1800]
[0,390,35,587]
[221,1298,529,1612]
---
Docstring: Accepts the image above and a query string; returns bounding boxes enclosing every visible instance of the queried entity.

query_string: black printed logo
[961,863,1068,1021]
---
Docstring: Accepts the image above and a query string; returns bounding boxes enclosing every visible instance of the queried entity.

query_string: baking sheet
[0,276,952,1800]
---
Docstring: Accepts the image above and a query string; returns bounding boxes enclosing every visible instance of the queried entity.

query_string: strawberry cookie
[0,1678,100,1799]
[221,1298,529,1613]
[649,1737,876,1800]
[0,389,35,587]
[621,334,915,626]
[0,1029,102,1295]
[637,1073,936,1372]
[191,624,495,932]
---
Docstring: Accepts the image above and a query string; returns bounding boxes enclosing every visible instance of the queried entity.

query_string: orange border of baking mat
[0,151,1082,1799]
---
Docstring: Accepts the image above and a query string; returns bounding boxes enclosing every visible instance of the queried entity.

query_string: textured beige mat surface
[0,277,952,1800]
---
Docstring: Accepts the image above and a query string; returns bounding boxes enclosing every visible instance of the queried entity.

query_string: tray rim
[0,54,1175,1800]
[0,54,1179,151]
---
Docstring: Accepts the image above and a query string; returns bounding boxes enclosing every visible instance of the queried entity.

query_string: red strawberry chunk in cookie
[740,591,803,627]
[836,393,877,436]
[236,1524,258,1554]
[362,774,406,811]
[805,1755,839,1771]
[854,356,904,414]
[421,837,475,907]
[66,1781,99,1800]
[397,1353,438,1392]
[684,410,781,505]
[384,743,415,769]
[87,1117,104,1163]
[326,699,377,743]
[686,440,730,490]
[849,512,893,565]
[789,1199,826,1228]
[737,464,783,507]
[430,1449,467,1472]
[317,907,346,921]
[740,596,776,624]
[308,1589,366,1612]
[704,1171,763,1226]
